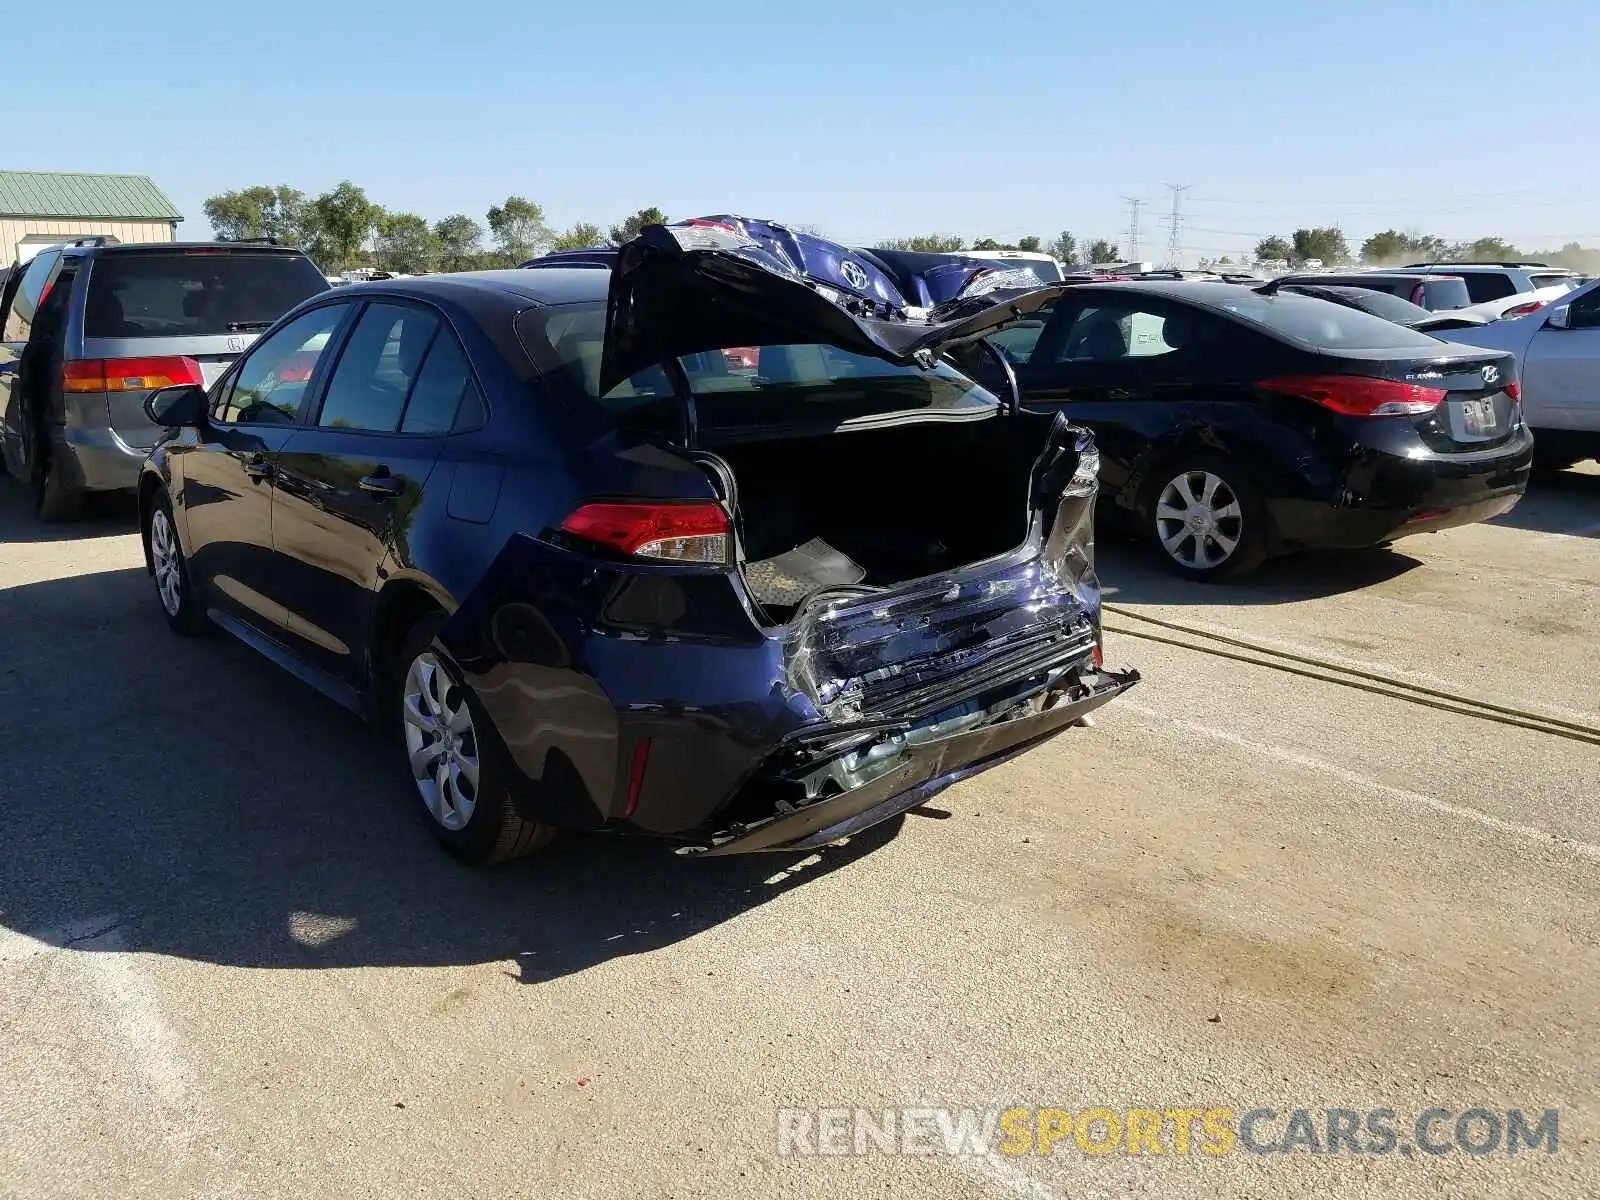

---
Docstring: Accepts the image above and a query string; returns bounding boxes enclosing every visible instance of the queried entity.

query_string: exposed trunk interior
[704,416,1041,621]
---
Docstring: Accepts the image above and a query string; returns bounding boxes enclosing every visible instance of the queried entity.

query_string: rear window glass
[515,302,997,431]
[1530,273,1576,292]
[1460,274,1515,303]
[1209,291,1445,350]
[1288,287,1431,324]
[84,252,328,338]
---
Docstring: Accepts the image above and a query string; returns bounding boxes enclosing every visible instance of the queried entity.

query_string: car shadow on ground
[0,480,140,542]
[1096,541,1424,607]
[1490,467,1600,538]
[0,564,903,985]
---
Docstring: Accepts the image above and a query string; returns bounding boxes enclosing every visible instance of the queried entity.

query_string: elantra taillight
[1258,374,1447,417]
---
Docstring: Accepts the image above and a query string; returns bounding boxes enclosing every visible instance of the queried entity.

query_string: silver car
[1443,277,1600,467]
[0,238,328,519]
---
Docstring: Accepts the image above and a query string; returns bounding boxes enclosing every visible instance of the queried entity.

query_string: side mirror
[143,384,207,427]
[1546,306,1572,330]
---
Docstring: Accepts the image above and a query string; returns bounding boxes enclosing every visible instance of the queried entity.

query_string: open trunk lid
[599,218,1069,394]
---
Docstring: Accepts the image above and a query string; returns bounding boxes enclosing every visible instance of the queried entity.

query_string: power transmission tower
[1123,197,1143,261]
[1162,183,1191,268]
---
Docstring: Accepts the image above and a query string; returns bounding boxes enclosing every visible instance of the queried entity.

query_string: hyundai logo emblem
[839,260,870,291]
[1481,364,1500,385]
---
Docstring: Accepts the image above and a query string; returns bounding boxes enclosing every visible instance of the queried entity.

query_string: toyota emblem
[839,260,870,291]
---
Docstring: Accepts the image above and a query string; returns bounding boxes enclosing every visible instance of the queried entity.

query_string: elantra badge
[1481,364,1500,386]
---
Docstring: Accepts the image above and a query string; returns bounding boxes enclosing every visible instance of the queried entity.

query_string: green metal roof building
[0,170,182,264]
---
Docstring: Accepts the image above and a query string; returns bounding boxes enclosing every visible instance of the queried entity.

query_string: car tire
[34,456,85,523]
[144,490,208,635]
[394,614,556,865]
[1147,456,1268,582]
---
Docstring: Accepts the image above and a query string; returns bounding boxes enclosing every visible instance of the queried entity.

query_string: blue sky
[9,0,1598,263]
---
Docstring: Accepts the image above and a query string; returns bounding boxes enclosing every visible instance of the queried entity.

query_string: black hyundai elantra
[135,220,1137,864]
[976,280,1532,579]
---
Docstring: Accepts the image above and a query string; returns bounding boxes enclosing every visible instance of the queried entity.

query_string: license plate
[1448,396,1500,441]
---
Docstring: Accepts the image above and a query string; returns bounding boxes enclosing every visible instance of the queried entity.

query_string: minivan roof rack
[1402,260,1553,269]
[219,236,280,245]
[69,235,110,248]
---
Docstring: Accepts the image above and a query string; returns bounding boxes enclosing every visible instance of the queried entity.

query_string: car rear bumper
[686,666,1139,855]
[51,425,149,492]
[1269,433,1533,551]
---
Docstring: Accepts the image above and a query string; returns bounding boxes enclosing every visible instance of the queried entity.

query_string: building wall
[2,217,177,262]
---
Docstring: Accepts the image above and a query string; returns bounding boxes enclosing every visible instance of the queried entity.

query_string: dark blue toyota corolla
[136,219,1137,863]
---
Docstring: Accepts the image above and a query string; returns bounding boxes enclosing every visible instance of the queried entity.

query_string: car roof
[334,267,609,308]
[59,240,312,257]
[1277,270,1461,282]
[1398,261,1562,272]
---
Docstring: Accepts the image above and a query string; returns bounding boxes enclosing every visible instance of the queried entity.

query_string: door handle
[357,472,403,497]
[242,454,273,480]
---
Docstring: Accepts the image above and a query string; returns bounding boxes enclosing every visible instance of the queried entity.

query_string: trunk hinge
[660,353,700,448]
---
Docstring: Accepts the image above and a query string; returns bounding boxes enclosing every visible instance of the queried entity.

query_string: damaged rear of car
[496,218,1138,855]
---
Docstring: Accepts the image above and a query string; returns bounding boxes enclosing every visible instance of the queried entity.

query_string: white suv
[1393,262,1578,305]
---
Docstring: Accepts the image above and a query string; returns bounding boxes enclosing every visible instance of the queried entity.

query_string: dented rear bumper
[685,666,1138,855]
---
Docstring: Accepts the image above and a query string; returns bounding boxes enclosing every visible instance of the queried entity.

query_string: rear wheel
[35,456,85,523]
[1149,457,1268,581]
[394,615,555,865]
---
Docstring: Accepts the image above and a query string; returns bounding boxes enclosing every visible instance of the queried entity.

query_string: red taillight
[622,737,652,818]
[1506,381,1521,401]
[1502,300,1545,318]
[560,501,729,563]
[1091,641,1104,669]
[1410,283,1427,306]
[1258,373,1446,417]
[63,356,204,393]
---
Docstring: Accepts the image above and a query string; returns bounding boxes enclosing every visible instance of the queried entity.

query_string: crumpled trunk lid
[599,218,1069,394]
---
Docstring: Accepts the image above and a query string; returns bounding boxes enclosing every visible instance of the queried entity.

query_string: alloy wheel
[1155,470,1244,571]
[401,651,480,831]
[149,509,184,616]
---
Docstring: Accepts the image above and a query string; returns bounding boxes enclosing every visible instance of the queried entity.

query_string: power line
[1162,184,1190,269]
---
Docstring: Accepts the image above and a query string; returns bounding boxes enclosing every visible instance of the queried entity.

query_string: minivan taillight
[63,356,204,393]
[560,501,729,563]
[1258,373,1447,417]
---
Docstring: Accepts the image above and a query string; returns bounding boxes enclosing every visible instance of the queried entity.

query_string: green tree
[1360,229,1411,264]
[1291,227,1349,265]
[486,195,553,262]
[433,214,484,272]
[374,212,438,273]
[1460,236,1521,262]
[1253,235,1292,262]
[307,182,380,272]
[1085,238,1120,263]
[608,206,669,245]
[1048,230,1078,265]
[971,237,1004,251]
[1016,235,1042,253]
[203,185,311,246]
[550,221,604,251]
[877,234,965,252]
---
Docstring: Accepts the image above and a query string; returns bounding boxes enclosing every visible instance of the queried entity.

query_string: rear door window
[213,305,347,426]
[83,251,327,338]
[1460,274,1515,303]
[317,303,440,432]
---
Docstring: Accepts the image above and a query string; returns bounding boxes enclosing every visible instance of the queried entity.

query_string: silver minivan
[0,238,328,519]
